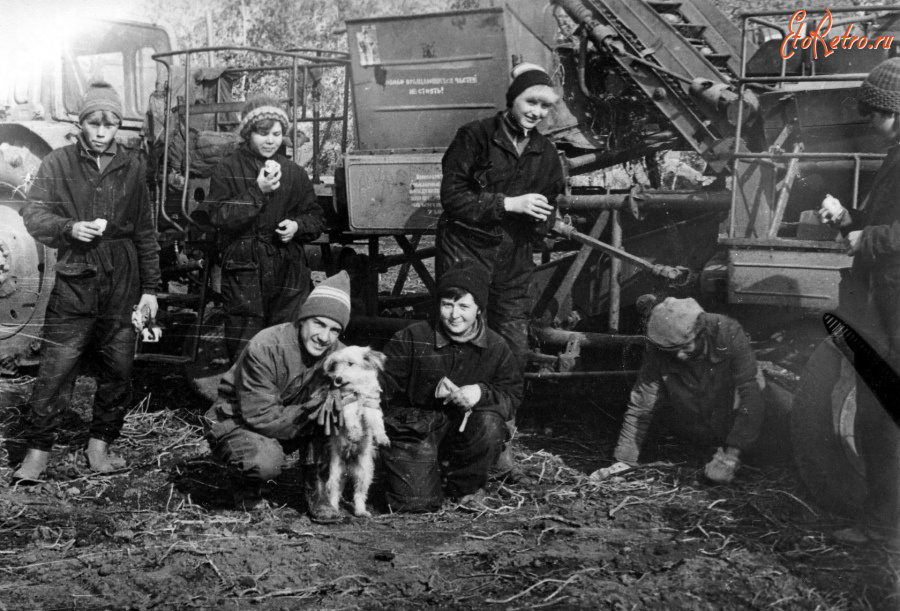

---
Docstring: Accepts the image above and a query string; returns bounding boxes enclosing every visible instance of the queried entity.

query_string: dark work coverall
[201,143,325,361]
[436,112,564,370]
[613,314,765,466]
[837,143,900,534]
[380,318,523,510]
[21,137,160,451]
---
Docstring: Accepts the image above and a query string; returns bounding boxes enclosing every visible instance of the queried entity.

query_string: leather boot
[303,466,343,524]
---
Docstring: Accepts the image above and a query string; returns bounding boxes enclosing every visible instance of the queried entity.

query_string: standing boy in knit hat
[380,265,523,511]
[818,57,900,543]
[197,96,325,362]
[204,272,353,521]
[13,81,160,482]
[436,62,564,485]
[592,297,765,486]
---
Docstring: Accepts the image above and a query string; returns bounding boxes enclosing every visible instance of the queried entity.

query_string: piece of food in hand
[263,160,280,176]
[94,218,107,233]
[435,376,460,399]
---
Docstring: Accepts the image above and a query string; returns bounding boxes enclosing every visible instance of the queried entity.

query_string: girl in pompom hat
[818,58,900,544]
[436,61,564,486]
[198,96,326,361]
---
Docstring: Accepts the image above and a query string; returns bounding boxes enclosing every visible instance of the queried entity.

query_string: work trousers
[207,419,325,483]
[381,407,509,512]
[221,238,312,362]
[22,293,136,452]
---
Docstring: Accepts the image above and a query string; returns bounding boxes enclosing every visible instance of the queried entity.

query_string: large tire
[791,338,866,517]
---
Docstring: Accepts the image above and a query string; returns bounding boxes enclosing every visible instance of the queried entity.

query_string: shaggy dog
[319,345,390,517]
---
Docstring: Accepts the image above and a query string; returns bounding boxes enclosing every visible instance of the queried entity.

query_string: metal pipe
[532,326,646,349]
[558,190,731,211]
[609,209,622,333]
[156,60,182,232]
[740,5,900,18]
[341,61,350,154]
[312,53,321,183]
[379,246,437,269]
[565,142,674,172]
[735,151,884,160]
[553,219,687,281]
[180,52,199,229]
[525,370,638,380]
[153,45,349,63]
[291,56,298,163]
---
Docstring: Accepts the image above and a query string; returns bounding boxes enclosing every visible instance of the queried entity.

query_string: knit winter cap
[79,81,123,123]
[298,271,352,330]
[437,265,489,311]
[646,297,705,349]
[237,96,290,140]
[505,62,553,108]
[859,57,900,114]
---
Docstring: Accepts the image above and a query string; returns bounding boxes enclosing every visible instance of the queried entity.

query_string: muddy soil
[1,364,897,611]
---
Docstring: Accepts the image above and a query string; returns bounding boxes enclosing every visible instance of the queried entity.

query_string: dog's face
[323,346,386,388]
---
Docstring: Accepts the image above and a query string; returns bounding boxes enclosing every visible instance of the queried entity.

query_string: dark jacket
[613,313,765,464]
[200,143,325,318]
[205,320,344,441]
[439,112,564,244]
[382,318,523,421]
[23,138,160,296]
[843,144,900,270]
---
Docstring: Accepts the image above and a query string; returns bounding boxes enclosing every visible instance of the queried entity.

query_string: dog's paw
[375,434,391,447]
[353,507,373,518]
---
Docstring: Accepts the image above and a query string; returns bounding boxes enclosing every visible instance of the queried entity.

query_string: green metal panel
[345,9,508,151]
[727,246,850,310]
[345,153,444,234]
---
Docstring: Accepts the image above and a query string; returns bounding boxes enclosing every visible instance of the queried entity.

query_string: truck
[2,0,898,518]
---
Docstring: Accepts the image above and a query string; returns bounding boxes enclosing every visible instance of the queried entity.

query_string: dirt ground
[1,364,898,611]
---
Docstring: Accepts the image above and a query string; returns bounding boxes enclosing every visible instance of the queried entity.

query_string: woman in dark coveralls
[200,97,325,361]
[819,57,900,543]
[436,62,565,484]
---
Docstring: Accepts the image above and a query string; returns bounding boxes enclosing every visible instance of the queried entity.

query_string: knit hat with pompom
[859,58,900,114]
[79,80,123,123]
[298,271,352,330]
[505,63,552,108]
[237,96,290,140]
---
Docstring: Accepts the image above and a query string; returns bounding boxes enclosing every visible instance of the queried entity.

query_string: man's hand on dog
[305,389,345,436]
[444,384,482,410]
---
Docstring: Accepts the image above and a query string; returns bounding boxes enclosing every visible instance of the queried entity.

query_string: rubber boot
[489,419,534,487]
[85,438,126,473]
[12,448,50,483]
[303,466,343,524]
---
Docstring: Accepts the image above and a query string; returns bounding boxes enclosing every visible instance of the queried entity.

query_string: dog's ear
[364,348,387,371]
[323,352,337,374]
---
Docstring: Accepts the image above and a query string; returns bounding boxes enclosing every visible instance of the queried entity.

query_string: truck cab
[0,18,172,369]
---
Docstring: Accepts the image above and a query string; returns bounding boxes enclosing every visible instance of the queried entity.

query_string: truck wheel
[791,338,866,517]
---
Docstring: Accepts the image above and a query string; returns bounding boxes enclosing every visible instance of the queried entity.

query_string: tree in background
[135,0,466,174]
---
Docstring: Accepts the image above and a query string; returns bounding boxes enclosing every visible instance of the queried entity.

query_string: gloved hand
[588,461,631,481]
[304,389,345,436]
[704,447,740,484]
